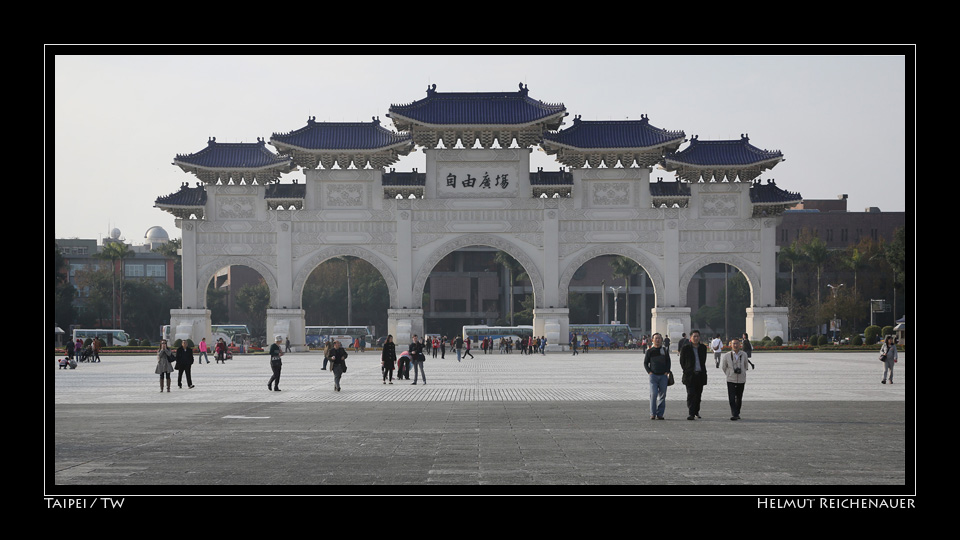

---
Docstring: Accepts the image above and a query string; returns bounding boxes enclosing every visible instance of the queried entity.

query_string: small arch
[293,246,399,308]
[196,256,278,310]
[558,245,665,308]
[679,255,760,308]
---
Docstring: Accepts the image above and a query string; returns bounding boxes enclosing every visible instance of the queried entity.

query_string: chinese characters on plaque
[445,172,510,190]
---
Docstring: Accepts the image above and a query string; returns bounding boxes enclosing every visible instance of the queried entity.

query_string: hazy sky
[51,49,910,244]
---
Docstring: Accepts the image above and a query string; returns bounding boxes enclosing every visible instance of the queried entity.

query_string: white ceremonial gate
[157,85,798,350]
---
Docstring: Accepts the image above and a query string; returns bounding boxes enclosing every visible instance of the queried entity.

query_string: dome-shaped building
[144,226,170,249]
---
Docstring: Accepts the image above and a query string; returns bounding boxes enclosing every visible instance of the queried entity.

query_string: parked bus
[161,324,248,344]
[72,328,130,347]
[462,325,534,344]
[210,324,251,346]
[569,324,634,348]
[305,326,374,348]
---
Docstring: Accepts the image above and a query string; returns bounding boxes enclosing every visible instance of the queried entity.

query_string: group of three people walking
[644,329,753,421]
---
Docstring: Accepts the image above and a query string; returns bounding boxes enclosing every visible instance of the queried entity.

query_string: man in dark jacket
[409,335,426,385]
[175,340,195,389]
[678,329,707,420]
[643,333,671,420]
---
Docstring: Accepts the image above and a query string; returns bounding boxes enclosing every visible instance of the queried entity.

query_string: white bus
[305,326,373,348]
[72,328,130,347]
[462,325,534,344]
[210,324,251,346]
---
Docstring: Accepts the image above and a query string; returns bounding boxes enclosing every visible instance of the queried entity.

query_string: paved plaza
[49,350,911,491]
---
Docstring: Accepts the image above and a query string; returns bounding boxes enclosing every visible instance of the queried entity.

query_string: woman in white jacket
[720,338,751,421]
[880,335,899,384]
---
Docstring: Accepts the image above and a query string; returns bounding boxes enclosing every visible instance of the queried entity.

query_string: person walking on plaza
[720,338,751,420]
[329,340,348,392]
[741,333,752,362]
[880,335,898,384]
[322,341,332,371]
[66,339,75,360]
[710,334,723,368]
[676,333,689,357]
[410,335,426,385]
[175,340,195,389]
[679,330,707,420]
[440,336,447,359]
[643,333,671,420]
[381,335,397,384]
[463,337,474,359]
[198,337,210,364]
[432,337,439,358]
[155,339,175,393]
[268,335,284,391]
[571,334,579,356]
[454,335,464,362]
[92,336,102,362]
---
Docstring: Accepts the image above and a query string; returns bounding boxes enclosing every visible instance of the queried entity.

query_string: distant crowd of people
[60,329,903,425]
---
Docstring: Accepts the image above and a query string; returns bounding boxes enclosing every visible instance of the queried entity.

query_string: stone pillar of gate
[388,308,424,346]
[169,308,211,346]
[745,307,788,342]
[651,307,690,352]
[533,307,569,351]
[178,218,200,309]
[266,308,306,351]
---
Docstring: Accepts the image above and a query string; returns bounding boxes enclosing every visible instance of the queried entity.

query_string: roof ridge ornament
[208,137,216,145]
[427,84,437,95]
[519,82,528,95]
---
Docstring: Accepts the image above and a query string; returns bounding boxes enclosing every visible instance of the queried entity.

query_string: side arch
[293,246,399,309]
[412,234,545,309]
[678,254,760,307]
[558,244,665,307]
[195,256,279,309]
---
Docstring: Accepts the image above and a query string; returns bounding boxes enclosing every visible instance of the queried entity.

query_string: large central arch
[412,233,545,309]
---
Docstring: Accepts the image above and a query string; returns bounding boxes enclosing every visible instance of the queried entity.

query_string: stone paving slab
[48,351,912,491]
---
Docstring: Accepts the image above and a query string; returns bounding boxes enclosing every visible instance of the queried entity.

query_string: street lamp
[827,284,844,342]
[609,286,623,325]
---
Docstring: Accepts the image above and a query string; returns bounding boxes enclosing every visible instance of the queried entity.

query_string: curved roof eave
[387,110,567,130]
[270,139,414,155]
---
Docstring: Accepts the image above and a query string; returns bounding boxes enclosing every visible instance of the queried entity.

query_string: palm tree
[95,241,135,327]
[610,256,639,327]
[778,241,804,302]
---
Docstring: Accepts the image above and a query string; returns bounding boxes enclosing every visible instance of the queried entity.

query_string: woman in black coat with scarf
[381,335,397,384]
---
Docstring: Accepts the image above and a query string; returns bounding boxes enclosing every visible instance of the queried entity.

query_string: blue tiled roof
[529,168,573,186]
[271,117,412,151]
[155,183,207,206]
[388,83,566,127]
[264,183,306,199]
[664,135,783,167]
[750,179,801,204]
[174,138,295,170]
[382,170,426,186]
[649,179,691,197]
[542,115,685,150]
